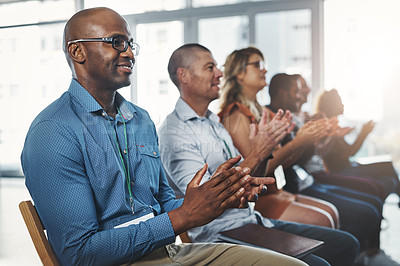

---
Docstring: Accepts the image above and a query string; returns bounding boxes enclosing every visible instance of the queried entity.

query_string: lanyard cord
[209,120,233,159]
[107,107,134,214]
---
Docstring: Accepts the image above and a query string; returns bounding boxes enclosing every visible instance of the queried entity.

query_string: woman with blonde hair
[218,46,340,229]
[219,48,393,261]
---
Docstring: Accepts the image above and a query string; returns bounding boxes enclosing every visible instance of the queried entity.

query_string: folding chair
[19,200,59,266]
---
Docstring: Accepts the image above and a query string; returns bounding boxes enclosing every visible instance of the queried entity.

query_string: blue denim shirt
[21,79,182,265]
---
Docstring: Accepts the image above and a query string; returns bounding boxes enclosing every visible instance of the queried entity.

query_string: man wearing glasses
[21,7,306,265]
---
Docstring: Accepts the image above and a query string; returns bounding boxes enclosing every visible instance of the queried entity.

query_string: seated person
[290,75,389,201]
[264,72,395,265]
[159,43,359,266]
[20,8,308,266]
[218,47,339,229]
[316,88,400,202]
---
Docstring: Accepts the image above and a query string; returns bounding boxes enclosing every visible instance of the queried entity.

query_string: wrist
[244,152,263,169]
[168,206,193,235]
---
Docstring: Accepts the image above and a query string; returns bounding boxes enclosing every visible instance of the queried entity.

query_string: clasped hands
[249,108,295,161]
[172,155,274,234]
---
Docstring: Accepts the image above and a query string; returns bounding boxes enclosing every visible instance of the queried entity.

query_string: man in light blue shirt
[159,43,360,266]
[21,8,308,266]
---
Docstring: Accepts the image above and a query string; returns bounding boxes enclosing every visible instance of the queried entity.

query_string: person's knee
[301,254,330,266]
[329,230,360,265]
[340,230,360,257]
[353,203,381,226]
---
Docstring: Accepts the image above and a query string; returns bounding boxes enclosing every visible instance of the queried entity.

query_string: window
[199,16,249,67]
[84,0,185,15]
[325,0,400,122]
[255,9,312,106]
[136,21,183,127]
[0,0,75,27]
[0,23,69,174]
[324,0,400,166]
[0,0,323,175]
[198,15,249,112]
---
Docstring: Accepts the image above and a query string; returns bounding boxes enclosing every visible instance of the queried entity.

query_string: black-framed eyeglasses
[246,60,266,71]
[67,37,140,56]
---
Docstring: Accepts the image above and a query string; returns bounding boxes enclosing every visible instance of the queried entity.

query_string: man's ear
[177,67,188,84]
[67,43,85,64]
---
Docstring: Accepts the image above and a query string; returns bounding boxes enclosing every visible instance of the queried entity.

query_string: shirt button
[131,181,134,186]
[153,152,157,155]
[102,112,106,117]
[123,149,127,154]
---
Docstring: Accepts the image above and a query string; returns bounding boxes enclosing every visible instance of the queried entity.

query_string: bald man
[21,7,306,266]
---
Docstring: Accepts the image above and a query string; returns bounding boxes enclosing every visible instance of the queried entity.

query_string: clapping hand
[169,155,253,234]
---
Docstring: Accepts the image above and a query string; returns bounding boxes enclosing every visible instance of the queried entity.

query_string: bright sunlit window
[324,0,400,122]
[1,0,400,175]
[324,0,400,167]
[0,0,75,26]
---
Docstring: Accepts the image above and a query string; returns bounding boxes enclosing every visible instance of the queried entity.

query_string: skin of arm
[222,108,295,176]
[220,112,277,196]
[265,119,330,174]
[222,108,253,158]
[345,120,374,157]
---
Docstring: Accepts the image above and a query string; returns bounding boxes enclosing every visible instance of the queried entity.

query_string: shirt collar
[68,79,136,121]
[175,97,219,123]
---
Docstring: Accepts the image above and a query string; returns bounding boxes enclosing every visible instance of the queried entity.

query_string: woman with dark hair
[316,89,400,203]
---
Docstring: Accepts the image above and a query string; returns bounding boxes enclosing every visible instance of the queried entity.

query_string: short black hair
[268,73,295,100]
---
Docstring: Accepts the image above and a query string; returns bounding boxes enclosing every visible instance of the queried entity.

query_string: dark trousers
[301,183,382,251]
[271,219,359,266]
[312,171,387,200]
[340,161,400,198]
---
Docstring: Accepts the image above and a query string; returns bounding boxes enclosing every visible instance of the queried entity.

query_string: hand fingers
[238,196,249,208]
[249,176,275,186]
[269,120,288,136]
[273,109,284,121]
[268,119,286,131]
[249,124,257,141]
[273,130,289,144]
[286,122,296,133]
[212,155,241,178]
[209,166,249,189]
[260,185,268,195]
[215,170,251,199]
[218,172,250,209]
[283,110,292,122]
[269,123,290,144]
[246,191,258,203]
[259,109,270,129]
[187,164,208,189]
[220,186,246,209]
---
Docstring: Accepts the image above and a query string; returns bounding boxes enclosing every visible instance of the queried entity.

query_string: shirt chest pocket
[138,145,160,158]
[134,144,161,170]
[133,144,161,192]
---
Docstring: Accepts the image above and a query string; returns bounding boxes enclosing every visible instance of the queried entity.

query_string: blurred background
[0,0,399,265]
